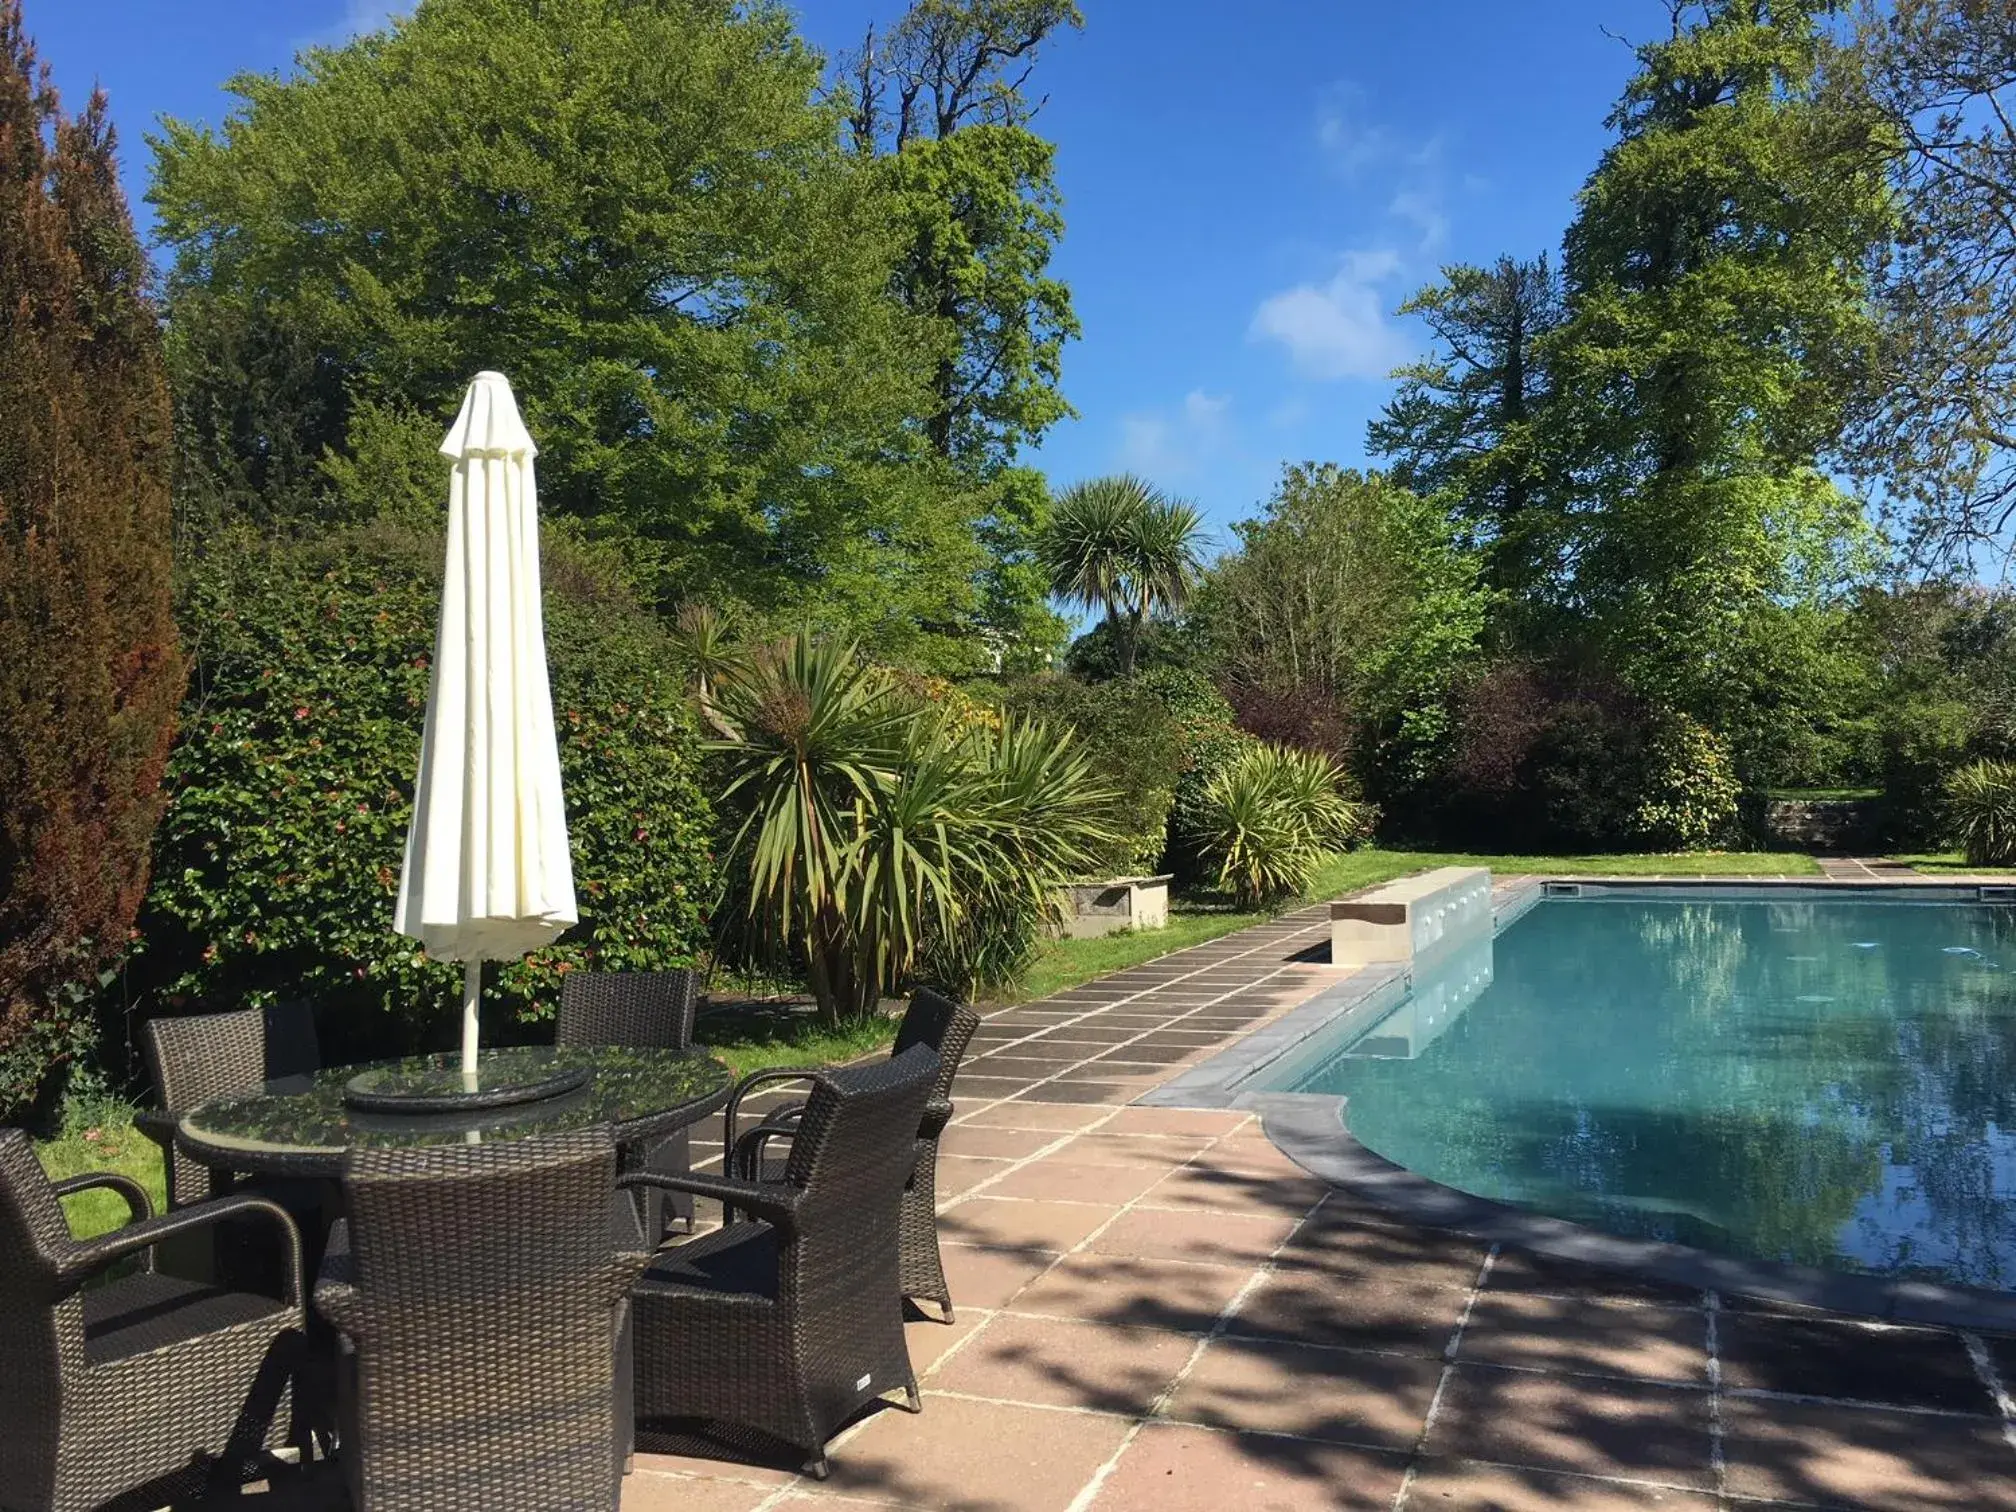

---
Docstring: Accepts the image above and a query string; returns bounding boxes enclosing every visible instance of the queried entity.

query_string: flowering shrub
[124,525,714,1064]
[1630,716,1741,850]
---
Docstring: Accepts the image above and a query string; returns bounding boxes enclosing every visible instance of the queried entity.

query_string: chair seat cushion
[83,1270,288,1366]
[636,1222,778,1301]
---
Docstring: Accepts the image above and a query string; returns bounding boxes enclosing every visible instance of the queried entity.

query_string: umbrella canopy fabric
[394,372,576,1063]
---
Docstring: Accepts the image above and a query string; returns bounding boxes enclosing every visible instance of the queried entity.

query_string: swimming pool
[1269,892,2016,1290]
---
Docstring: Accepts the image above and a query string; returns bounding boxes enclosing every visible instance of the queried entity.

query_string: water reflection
[1291,899,2016,1289]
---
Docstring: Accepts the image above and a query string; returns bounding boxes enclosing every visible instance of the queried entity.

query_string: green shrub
[1186,744,1369,908]
[996,675,1183,874]
[1629,716,1741,850]
[1879,698,1973,849]
[1947,760,2016,866]
[1131,668,1256,877]
[707,636,1116,1020]
[125,525,714,1065]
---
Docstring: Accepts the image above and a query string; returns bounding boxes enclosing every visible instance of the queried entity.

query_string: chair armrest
[50,1171,154,1225]
[312,1219,363,1336]
[132,1108,179,1154]
[919,1096,955,1140]
[723,1069,824,1164]
[63,1193,304,1307]
[617,1170,801,1236]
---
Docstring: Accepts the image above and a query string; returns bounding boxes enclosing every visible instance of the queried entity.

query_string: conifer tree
[0,0,181,1116]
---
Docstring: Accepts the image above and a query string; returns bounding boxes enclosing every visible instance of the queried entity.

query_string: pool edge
[1242,1090,2016,1332]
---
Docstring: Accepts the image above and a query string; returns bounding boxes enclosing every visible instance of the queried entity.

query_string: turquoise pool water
[1282,895,2016,1289]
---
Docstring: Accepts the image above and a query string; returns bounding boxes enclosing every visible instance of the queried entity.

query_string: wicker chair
[0,1128,308,1512]
[314,1128,652,1512]
[136,1002,327,1291]
[623,1044,941,1478]
[727,988,980,1319]
[558,968,702,1242]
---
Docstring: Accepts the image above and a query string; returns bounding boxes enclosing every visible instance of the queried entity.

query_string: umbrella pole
[460,961,481,1081]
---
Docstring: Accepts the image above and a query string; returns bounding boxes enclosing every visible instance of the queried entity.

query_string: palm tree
[1040,475,1206,676]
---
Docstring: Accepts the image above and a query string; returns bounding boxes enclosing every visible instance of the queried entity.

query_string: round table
[177,1044,735,1180]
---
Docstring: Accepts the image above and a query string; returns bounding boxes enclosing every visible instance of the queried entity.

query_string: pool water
[1284,896,2016,1289]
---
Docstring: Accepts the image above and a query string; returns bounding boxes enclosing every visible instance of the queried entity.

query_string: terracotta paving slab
[1086,1206,1302,1267]
[1715,1312,1993,1413]
[1421,1366,1717,1489]
[1717,1396,2016,1509]
[1400,1460,1721,1509]
[936,1242,1060,1308]
[1455,1291,1708,1385]
[986,1158,1171,1206]
[1162,1335,1442,1447]
[813,1394,1134,1510]
[1008,1251,1253,1332]
[938,1196,1118,1252]
[1085,1422,1409,1511]
[928,1313,1198,1415]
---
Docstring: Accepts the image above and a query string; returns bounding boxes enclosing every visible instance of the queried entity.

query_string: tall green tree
[1189,466,1486,797]
[836,0,1083,666]
[1841,0,2016,567]
[0,0,183,1118]
[1545,0,1890,744]
[1040,474,1205,677]
[1368,254,1563,597]
[151,0,1003,671]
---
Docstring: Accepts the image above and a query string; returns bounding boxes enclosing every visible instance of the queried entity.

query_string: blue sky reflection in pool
[1288,898,2016,1289]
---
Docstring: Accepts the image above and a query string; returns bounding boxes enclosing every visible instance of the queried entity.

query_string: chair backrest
[143,1002,322,1111]
[0,1129,86,1431]
[144,1003,322,1205]
[777,1046,939,1313]
[893,988,982,1106]
[555,969,698,1051]
[335,1129,624,1503]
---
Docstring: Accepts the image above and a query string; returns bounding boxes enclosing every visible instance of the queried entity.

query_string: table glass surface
[179,1044,732,1160]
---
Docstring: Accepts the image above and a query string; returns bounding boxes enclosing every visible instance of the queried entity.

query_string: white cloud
[1313,83,1392,176]
[296,1,406,51]
[1249,250,1413,382]
[1116,390,1231,478]
[1388,187,1450,253]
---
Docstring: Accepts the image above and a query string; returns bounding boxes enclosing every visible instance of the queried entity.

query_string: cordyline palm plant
[1947,760,2016,867]
[707,632,1116,1022]
[1191,744,1368,909]
[1041,474,1206,676]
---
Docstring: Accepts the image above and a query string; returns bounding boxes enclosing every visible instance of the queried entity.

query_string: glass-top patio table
[176,1043,735,1180]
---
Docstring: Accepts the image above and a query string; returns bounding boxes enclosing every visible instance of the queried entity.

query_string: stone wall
[1763,798,1876,854]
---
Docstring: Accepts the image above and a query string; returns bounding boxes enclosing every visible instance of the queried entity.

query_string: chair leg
[804,1453,832,1481]
[902,1382,923,1414]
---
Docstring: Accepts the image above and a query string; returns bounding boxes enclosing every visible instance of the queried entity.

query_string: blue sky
[31,0,1648,549]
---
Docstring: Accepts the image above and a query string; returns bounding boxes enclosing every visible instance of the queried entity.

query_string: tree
[1543,0,1890,749]
[1189,466,1486,798]
[837,0,1081,467]
[1040,474,1205,677]
[1841,0,2016,566]
[150,0,1005,670]
[0,0,183,1118]
[1368,254,1563,596]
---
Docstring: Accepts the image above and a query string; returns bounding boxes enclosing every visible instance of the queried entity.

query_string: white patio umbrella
[394,371,576,1074]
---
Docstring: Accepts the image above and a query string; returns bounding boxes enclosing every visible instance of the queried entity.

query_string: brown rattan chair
[557,969,702,1242]
[622,1043,941,1478]
[135,1002,328,1291]
[313,1127,652,1512]
[0,1127,308,1512]
[727,988,981,1319]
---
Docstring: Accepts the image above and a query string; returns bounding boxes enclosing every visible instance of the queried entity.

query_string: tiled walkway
[631,898,2016,1511]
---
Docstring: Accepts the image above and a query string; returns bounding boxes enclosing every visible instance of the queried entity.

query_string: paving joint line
[1062,1187,1335,1512]
[1963,1331,2016,1456]
[1390,1243,1498,1512]
[1706,1289,1727,1502]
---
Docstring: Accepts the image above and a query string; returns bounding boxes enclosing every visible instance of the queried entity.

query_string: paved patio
[632,896,2016,1511]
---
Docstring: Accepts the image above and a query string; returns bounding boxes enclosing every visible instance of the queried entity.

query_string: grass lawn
[1889,850,2016,874]
[34,1114,167,1242]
